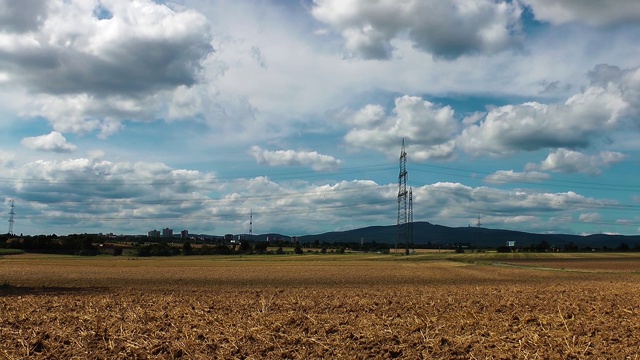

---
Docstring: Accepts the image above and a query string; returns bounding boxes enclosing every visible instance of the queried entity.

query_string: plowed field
[1,253,640,359]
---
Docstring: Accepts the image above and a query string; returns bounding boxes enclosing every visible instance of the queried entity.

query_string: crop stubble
[1,254,640,359]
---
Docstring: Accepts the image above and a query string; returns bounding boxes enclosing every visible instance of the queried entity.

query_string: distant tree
[133,241,180,257]
[253,241,268,254]
[617,243,630,251]
[535,241,551,252]
[275,246,284,255]
[182,241,193,255]
[564,242,578,252]
[294,244,303,255]
[238,240,252,254]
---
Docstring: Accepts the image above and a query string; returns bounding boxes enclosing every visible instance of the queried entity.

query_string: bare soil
[1,254,640,359]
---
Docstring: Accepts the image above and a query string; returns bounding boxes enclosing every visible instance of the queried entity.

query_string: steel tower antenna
[8,199,15,235]
[396,139,410,255]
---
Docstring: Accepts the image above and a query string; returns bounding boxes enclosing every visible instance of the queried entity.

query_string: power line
[0,163,397,185]
[408,162,640,192]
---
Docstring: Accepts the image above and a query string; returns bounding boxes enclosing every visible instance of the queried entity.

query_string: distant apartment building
[163,228,173,238]
[148,229,160,238]
[181,230,188,239]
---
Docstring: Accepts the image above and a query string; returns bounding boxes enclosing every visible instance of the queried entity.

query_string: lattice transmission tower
[8,199,15,235]
[396,139,412,255]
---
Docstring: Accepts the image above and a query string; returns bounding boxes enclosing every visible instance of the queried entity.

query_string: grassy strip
[0,248,24,255]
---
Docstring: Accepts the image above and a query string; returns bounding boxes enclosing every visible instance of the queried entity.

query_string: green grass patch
[0,248,24,255]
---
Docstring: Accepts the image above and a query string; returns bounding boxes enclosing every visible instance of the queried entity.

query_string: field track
[2,253,640,359]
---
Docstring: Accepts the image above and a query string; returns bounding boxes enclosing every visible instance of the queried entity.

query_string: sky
[1,0,640,237]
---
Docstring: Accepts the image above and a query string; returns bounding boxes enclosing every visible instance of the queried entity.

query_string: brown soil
[1,254,639,359]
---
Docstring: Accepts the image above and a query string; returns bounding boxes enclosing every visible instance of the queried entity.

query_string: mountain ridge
[279,222,640,249]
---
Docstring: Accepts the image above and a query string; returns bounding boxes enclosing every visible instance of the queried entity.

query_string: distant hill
[296,222,640,249]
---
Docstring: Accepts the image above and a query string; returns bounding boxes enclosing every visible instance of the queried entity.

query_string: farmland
[1,252,640,359]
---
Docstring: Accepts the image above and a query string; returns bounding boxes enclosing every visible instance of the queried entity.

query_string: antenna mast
[396,139,410,255]
[249,209,253,238]
[8,199,15,235]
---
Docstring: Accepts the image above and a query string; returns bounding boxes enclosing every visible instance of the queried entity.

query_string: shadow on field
[0,284,108,297]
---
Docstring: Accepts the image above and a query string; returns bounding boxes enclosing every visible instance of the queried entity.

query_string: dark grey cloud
[0,3,213,97]
[588,64,623,87]
[312,0,523,60]
[11,38,212,97]
[522,0,640,27]
[0,0,47,33]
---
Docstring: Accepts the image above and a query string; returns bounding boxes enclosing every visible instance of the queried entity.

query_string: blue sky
[1,0,640,237]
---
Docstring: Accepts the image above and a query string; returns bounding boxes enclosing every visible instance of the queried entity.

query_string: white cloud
[457,74,629,156]
[250,146,342,172]
[0,150,624,236]
[344,95,459,161]
[527,149,626,175]
[523,0,640,27]
[484,170,550,185]
[503,215,539,224]
[0,0,213,136]
[21,131,78,153]
[0,150,14,168]
[312,0,523,59]
[579,212,602,223]
[347,104,386,127]
[411,182,616,232]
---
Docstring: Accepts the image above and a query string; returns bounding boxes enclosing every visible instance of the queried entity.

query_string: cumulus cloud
[588,65,640,122]
[0,0,213,136]
[484,170,550,185]
[457,67,632,156]
[0,155,390,235]
[21,131,78,153]
[0,151,623,236]
[579,212,602,223]
[312,0,523,59]
[344,96,459,161]
[523,0,640,27]
[526,149,626,175]
[250,146,342,171]
[411,181,616,232]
